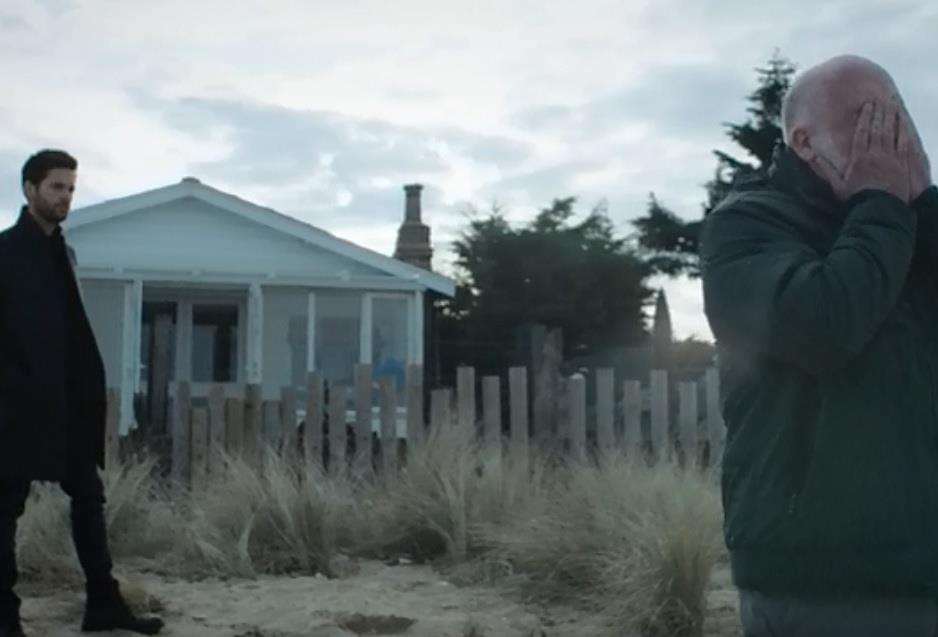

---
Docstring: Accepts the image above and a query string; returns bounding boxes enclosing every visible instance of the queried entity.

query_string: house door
[141,295,244,431]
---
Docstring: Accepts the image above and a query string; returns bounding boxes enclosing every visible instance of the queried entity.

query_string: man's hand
[814,100,912,204]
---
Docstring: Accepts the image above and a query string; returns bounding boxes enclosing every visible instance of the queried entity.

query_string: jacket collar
[16,205,62,245]
[767,144,847,223]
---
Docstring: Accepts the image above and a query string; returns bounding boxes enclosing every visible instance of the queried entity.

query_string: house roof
[65,177,455,296]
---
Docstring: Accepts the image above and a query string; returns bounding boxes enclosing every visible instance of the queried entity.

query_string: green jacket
[700,145,938,598]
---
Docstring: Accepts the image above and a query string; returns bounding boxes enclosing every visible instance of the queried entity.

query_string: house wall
[81,279,125,391]
[66,197,388,279]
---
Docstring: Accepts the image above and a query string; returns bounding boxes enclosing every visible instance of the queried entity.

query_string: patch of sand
[17,560,741,636]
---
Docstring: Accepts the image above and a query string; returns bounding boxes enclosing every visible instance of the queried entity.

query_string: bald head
[782,55,899,144]
[781,55,904,184]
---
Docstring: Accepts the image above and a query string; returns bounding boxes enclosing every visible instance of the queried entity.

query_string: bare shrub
[172,445,361,578]
[487,453,723,637]
[367,419,550,566]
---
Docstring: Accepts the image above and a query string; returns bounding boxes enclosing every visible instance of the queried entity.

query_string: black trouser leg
[58,463,115,592]
[0,480,29,623]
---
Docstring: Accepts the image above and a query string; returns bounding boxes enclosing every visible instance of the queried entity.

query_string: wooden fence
[104,363,725,489]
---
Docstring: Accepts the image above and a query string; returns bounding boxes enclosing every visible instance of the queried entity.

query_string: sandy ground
[17,560,742,636]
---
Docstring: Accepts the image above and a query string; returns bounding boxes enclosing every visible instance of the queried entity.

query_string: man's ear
[22,181,34,201]
[788,127,817,164]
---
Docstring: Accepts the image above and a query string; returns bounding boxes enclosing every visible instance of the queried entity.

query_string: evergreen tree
[704,51,798,214]
[435,197,654,379]
[632,51,798,279]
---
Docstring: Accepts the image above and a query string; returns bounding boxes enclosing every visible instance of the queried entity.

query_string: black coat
[700,146,938,597]
[0,207,107,480]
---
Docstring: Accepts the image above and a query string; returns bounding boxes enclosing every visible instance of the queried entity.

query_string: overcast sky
[3,0,937,342]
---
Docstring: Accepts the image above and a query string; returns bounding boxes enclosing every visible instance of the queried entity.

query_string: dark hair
[21,149,77,190]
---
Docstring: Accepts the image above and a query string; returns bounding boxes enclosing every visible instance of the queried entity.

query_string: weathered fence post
[191,407,209,491]
[533,327,563,450]
[354,364,373,476]
[508,366,529,470]
[481,375,502,474]
[705,366,725,470]
[281,386,298,463]
[650,370,669,464]
[225,397,244,457]
[567,374,587,462]
[171,381,192,487]
[305,372,324,467]
[482,376,501,451]
[262,400,281,454]
[678,380,699,470]
[379,376,398,475]
[328,383,347,473]
[105,388,120,469]
[405,363,424,450]
[456,366,476,432]
[208,384,226,474]
[244,384,263,468]
[430,388,453,432]
[622,380,642,460]
[595,368,615,456]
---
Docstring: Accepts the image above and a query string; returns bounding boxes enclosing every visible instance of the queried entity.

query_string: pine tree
[704,51,798,214]
[632,51,798,279]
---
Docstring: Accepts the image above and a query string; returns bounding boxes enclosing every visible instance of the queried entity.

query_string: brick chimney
[394,183,433,271]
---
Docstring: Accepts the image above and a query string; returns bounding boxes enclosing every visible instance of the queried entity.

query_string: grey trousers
[740,589,938,637]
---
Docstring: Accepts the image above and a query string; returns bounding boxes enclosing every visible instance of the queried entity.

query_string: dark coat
[700,146,938,598]
[0,207,107,481]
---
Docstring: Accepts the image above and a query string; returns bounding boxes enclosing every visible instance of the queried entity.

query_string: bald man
[700,55,938,635]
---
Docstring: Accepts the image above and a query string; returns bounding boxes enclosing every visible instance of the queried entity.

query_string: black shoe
[81,580,163,635]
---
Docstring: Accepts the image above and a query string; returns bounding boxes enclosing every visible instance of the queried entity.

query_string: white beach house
[62,178,455,434]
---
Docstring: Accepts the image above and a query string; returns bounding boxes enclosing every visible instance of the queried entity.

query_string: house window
[315,292,360,385]
[372,296,409,390]
[192,304,239,382]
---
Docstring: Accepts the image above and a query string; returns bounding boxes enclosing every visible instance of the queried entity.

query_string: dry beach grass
[13,422,732,636]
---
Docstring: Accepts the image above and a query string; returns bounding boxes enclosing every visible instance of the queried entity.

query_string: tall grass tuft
[369,419,551,566]
[16,453,172,588]
[9,428,725,635]
[487,453,723,637]
[173,445,360,578]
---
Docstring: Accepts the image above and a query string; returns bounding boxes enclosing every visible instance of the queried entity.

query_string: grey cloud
[127,91,532,230]
[477,160,603,202]
[0,14,30,31]
[34,0,78,13]
[131,92,532,183]
[512,64,749,142]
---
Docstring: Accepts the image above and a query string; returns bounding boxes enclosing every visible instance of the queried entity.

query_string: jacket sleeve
[700,189,917,376]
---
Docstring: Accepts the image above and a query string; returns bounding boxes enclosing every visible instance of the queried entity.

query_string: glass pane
[192,304,238,382]
[372,296,408,392]
[315,292,360,386]
[262,287,309,401]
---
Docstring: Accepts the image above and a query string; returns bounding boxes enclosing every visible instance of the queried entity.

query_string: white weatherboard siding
[81,279,124,396]
[66,198,386,280]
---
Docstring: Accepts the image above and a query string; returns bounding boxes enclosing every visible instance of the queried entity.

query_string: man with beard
[0,150,164,636]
